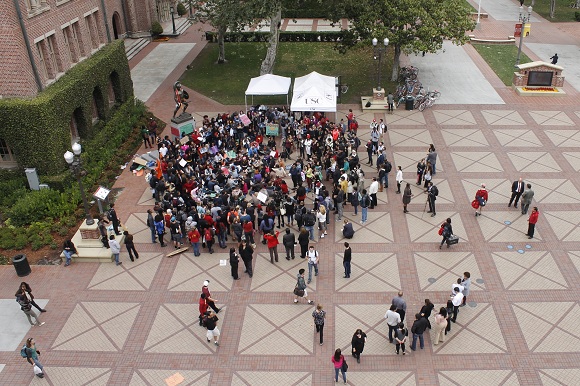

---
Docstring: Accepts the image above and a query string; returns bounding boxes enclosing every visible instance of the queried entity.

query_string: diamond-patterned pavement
[1,19,580,384]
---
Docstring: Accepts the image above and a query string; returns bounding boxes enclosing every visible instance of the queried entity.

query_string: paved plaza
[1,0,580,384]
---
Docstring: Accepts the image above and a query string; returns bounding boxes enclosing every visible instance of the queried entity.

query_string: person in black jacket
[351,329,367,363]
[420,299,435,329]
[298,228,310,258]
[282,228,296,260]
[410,313,429,351]
[343,242,352,278]
[108,203,121,235]
[342,219,355,239]
[440,218,453,249]
[229,248,240,280]
[238,240,254,278]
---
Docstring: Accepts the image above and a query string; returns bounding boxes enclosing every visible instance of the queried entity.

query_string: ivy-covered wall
[0,40,133,174]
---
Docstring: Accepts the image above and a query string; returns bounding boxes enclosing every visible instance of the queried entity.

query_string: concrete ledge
[470,38,516,44]
[512,86,566,96]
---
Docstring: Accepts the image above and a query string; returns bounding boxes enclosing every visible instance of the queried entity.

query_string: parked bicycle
[418,90,441,111]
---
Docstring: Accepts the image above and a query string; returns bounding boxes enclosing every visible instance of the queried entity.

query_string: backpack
[431,185,439,197]
[205,228,214,241]
[363,195,371,208]
[20,345,29,358]
[304,213,315,227]
[385,161,392,173]
[106,210,114,221]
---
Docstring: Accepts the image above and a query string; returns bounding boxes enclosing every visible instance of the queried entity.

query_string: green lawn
[180,42,398,105]
[472,43,532,86]
[531,0,579,22]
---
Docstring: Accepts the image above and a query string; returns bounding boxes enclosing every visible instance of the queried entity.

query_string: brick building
[0,0,172,167]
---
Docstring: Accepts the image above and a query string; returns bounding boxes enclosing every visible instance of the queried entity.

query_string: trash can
[12,254,31,277]
[405,95,415,111]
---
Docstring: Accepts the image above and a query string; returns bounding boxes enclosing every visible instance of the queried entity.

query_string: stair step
[126,38,150,61]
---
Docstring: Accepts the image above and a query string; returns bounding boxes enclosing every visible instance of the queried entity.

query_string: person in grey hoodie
[109,235,122,266]
[293,269,313,304]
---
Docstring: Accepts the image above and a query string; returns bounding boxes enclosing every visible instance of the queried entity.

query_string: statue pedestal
[60,220,124,263]
[170,113,196,141]
[361,88,389,111]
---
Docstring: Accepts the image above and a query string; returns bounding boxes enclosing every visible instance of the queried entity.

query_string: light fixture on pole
[372,37,389,92]
[515,5,532,67]
[170,5,176,34]
[64,143,94,226]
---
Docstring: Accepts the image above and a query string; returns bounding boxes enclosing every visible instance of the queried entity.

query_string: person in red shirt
[264,230,280,263]
[188,226,201,256]
[474,183,489,217]
[198,293,208,326]
[526,207,539,239]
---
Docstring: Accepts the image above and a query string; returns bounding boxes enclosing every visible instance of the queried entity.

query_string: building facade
[0,0,168,168]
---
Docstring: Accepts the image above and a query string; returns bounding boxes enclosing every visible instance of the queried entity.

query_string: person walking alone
[331,349,347,384]
[343,242,351,278]
[439,218,453,249]
[351,329,367,363]
[526,207,539,239]
[474,183,488,217]
[395,166,403,194]
[403,183,413,213]
[23,337,45,377]
[123,231,139,261]
[312,304,326,346]
[294,268,313,304]
[306,245,319,284]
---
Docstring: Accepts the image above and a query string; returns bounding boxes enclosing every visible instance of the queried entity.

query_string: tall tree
[327,0,475,81]
[259,2,282,74]
[191,0,261,64]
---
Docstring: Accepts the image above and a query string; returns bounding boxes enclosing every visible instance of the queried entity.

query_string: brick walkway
[1,10,580,386]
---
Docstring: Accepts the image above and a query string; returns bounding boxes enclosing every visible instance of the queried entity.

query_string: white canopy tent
[290,71,337,112]
[245,74,292,111]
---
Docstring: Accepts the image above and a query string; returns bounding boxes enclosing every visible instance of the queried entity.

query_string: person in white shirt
[461,272,471,307]
[385,304,402,343]
[368,178,379,209]
[395,166,403,194]
[306,246,319,284]
[451,278,464,296]
[451,288,464,322]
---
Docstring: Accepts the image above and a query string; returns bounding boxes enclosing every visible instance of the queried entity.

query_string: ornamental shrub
[152,21,163,36]
[7,190,64,227]
[177,2,187,16]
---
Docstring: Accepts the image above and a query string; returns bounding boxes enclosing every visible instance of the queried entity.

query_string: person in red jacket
[198,293,208,326]
[264,230,280,263]
[474,183,488,217]
[526,207,539,239]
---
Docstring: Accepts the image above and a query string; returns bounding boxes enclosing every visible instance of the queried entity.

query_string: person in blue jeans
[24,338,44,376]
[360,189,370,224]
[410,313,429,350]
[306,246,319,284]
[109,235,122,266]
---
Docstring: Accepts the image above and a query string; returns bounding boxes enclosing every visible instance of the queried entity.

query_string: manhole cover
[517,249,525,254]
[468,301,477,307]
[427,278,437,283]
[507,245,514,250]
[504,220,512,225]
[525,244,532,249]
[476,278,484,284]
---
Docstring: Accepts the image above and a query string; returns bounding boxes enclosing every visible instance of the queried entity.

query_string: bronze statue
[173,81,189,118]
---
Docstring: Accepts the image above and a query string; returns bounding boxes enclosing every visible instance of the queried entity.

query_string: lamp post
[170,5,176,34]
[64,143,94,226]
[188,0,193,18]
[515,5,532,67]
[477,0,482,25]
[372,37,389,92]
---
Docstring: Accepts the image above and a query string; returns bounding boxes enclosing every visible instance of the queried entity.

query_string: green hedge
[0,40,133,174]
[205,30,345,43]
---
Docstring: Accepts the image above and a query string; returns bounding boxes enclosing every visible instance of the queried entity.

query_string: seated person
[342,219,355,239]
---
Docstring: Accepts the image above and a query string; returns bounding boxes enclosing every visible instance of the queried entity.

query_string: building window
[70,22,85,58]
[0,138,17,165]
[63,26,79,63]
[85,15,98,49]
[36,41,49,80]
[46,35,61,76]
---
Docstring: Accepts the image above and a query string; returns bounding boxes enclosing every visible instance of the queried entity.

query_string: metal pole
[73,160,94,226]
[515,28,524,67]
[477,0,482,24]
[171,9,176,34]
[377,50,382,91]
